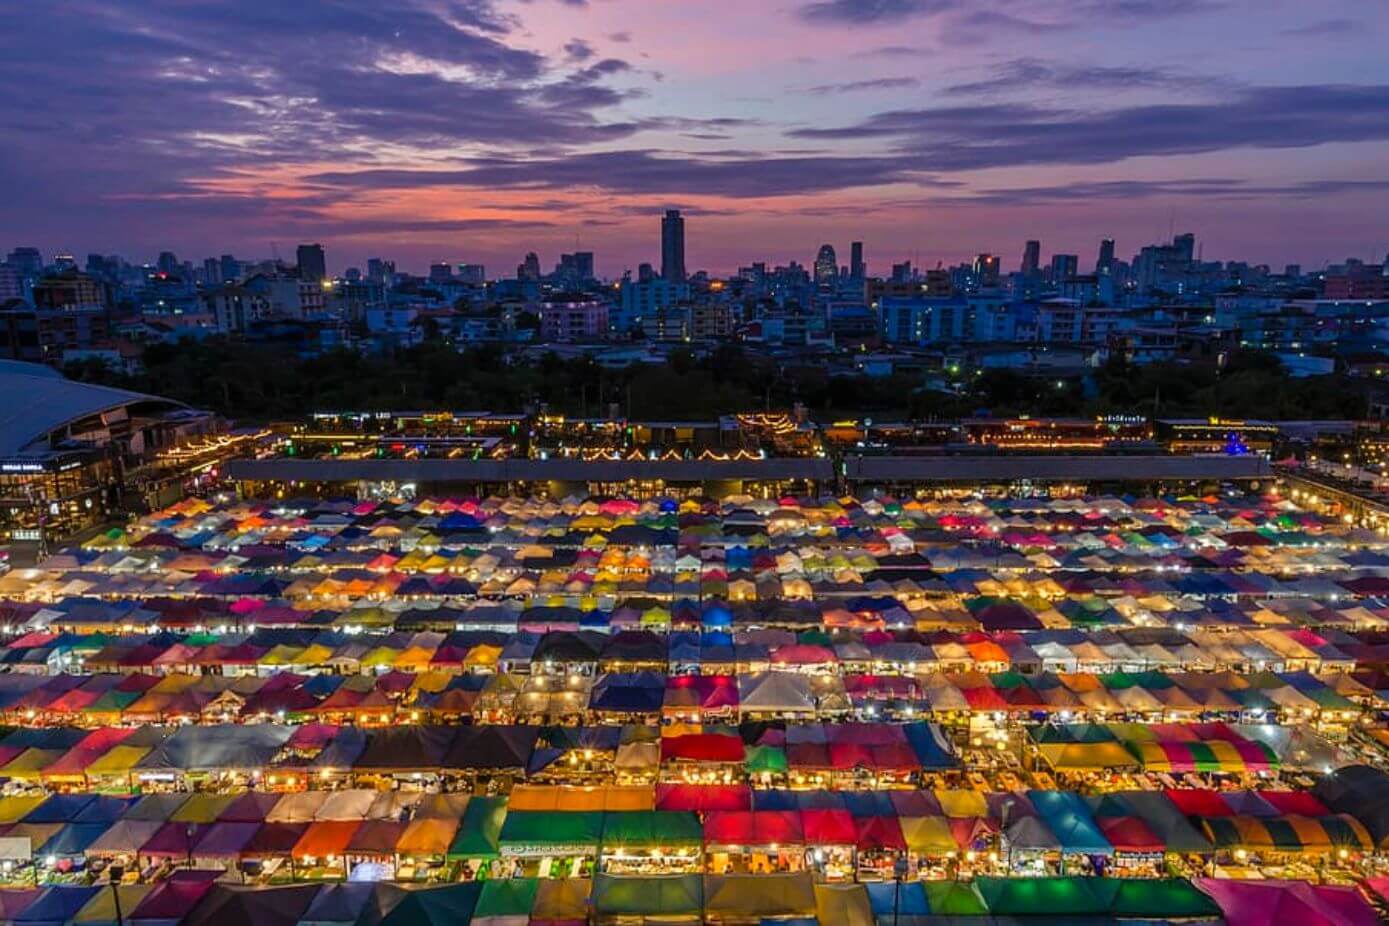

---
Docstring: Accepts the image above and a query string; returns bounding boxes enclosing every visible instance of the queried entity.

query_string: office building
[1021,240,1041,275]
[1096,238,1116,275]
[814,245,838,285]
[540,297,608,342]
[973,254,1001,286]
[6,248,43,280]
[296,244,327,283]
[850,242,865,280]
[0,266,21,304]
[661,209,686,282]
[1049,254,1079,283]
[616,276,689,334]
[32,271,106,310]
[366,258,394,283]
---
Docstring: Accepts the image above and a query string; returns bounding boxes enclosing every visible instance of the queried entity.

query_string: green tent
[499,811,603,856]
[744,744,788,774]
[1110,879,1221,918]
[922,881,987,916]
[473,877,539,918]
[600,811,703,848]
[1029,723,1118,745]
[592,874,703,916]
[990,670,1029,690]
[976,877,1113,916]
[448,796,507,859]
[82,689,143,714]
[378,883,481,926]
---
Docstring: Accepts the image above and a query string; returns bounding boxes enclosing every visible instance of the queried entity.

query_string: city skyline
[2,1,1388,274]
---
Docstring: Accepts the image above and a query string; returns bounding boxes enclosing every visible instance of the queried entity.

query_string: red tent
[655,784,751,813]
[1255,790,1329,817]
[1164,789,1234,818]
[1096,816,1164,853]
[703,811,803,846]
[799,809,857,845]
[660,733,745,763]
[855,815,906,852]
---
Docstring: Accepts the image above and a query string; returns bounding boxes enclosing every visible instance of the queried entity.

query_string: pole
[109,864,125,926]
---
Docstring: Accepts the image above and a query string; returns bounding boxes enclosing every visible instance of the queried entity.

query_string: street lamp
[1000,797,1017,873]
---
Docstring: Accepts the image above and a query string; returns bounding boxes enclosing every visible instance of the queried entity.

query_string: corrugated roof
[224,457,834,483]
[0,362,182,455]
[843,454,1272,483]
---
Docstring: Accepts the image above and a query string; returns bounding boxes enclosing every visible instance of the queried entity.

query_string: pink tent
[1195,878,1380,926]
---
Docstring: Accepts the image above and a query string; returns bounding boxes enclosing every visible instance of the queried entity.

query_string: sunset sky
[2,0,1387,276]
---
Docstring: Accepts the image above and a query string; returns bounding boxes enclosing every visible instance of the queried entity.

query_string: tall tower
[850,241,865,280]
[661,210,687,282]
[814,244,838,285]
[1022,240,1041,275]
[296,243,326,283]
[1096,238,1116,274]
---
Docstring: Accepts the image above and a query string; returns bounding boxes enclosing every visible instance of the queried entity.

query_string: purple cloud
[792,84,1389,171]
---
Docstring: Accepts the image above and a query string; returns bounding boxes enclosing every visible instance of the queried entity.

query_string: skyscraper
[973,253,1000,286]
[518,252,541,281]
[366,257,393,283]
[1096,238,1116,275]
[849,241,865,280]
[661,210,686,282]
[296,244,327,283]
[1174,233,1196,263]
[1050,254,1079,282]
[6,248,43,279]
[1021,240,1041,275]
[814,244,838,285]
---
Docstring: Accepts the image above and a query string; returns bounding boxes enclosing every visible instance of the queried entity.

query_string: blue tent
[867,881,930,916]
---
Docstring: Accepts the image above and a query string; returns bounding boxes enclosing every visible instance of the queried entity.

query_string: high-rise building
[814,244,838,285]
[296,244,327,283]
[661,210,686,282]
[156,251,180,276]
[429,262,454,284]
[458,264,486,285]
[219,254,240,283]
[1096,238,1116,275]
[1021,240,1041,275]
[555,251,595,283]
[518,252,541,281]
[366,258,394,283]
[1173,233,1195,263]
[1050,254,1079,282]
[849,242,865,280]
[32,270,106,310]
[973,253,1001,286]
[0,265,20,304]
[6,247,43,279]
[202,258,222,286]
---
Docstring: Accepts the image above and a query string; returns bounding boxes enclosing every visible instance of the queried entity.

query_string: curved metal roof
[0,361,183,455]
